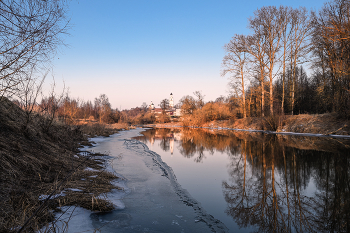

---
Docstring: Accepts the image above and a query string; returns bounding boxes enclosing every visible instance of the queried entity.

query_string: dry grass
[280,113,350,135]
[46,164,120,213]
[144,122,182,128]
[152,113,350,135]
[0,97,121,232]
[77,122,130,137]
[106,122,131,130]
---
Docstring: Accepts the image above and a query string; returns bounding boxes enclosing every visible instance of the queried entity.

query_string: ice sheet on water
[111,179,128,191]
[89,136,106,144]
[46,206,94,232]
[77,151,90,156]
[66,188,83,192]
[171,220,179,225]
[97,180,130,210]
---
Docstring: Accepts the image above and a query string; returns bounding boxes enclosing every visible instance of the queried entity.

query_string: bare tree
[193,90,205,109]
[280,7,293,114]
[312,0,350,115]
[40,79,66,131]
[16,67,46,129]
[249,6,289,116]
[225,6,312,116]
[222,34,249,118]
[289,7,313,115]
[159,98,169,114]
[94,94,112,123]
[0,0,69,96]
[245,34,268,117]
[141,102,148,111]
[179,95,197,115]
[62,96,81,123]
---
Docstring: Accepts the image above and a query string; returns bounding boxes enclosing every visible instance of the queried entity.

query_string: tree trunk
[241,66,246,118]
[261,69,265,117]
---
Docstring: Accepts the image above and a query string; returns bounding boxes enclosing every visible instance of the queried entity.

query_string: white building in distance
[149,93,181,117]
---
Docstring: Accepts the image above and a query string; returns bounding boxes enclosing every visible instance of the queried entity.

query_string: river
[54,127,350,233]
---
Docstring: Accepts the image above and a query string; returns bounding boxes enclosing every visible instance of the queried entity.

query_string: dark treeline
[222,0,350,119]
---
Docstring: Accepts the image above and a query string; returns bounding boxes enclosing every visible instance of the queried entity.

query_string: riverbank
[0,98,125,232]
[146,113,350,136]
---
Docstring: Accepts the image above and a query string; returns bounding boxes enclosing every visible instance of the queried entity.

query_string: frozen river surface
[55,128,227,233]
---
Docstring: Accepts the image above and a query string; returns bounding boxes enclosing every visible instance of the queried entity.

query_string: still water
[133,128,350,232]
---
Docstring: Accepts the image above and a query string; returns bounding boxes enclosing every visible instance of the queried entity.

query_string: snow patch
[84,167,99,172]
[39,191,65,201]
[66,188,83,192]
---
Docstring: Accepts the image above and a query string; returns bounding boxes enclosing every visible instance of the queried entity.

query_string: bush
[142,112,156,124]
[79,123,119,137]
[263,114,284,131]
[157,114,171,123]
[181,102,235,126]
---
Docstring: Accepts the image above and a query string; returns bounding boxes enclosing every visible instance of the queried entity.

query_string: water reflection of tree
[136,128,248,163]
[134,128,179,153]
[178,129,240,162]
[312,152,350,232]
[133,128,157,143]
[136,128,350,232]
[223,136,350,232]
[160,138,170,152]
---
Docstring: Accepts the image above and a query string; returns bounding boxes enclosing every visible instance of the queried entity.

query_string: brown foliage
[181,102,235,126]
[157,114,171,124]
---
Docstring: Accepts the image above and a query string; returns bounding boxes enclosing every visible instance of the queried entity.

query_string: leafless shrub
[39,79,66,132]
[264,114,285,131]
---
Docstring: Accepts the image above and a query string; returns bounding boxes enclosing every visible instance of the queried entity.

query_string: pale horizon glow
[50,0,325,110]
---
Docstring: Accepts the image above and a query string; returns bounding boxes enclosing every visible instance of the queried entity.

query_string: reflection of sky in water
[134,128,350,233]
[136,130,256,232]
[150,140,237,230]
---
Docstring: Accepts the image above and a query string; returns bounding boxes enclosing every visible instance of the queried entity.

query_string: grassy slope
[225,113,350,135]
[172,113,350,135]
[0,97,119,232]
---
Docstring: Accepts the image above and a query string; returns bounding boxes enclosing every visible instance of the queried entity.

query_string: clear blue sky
[51,0,325,110]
